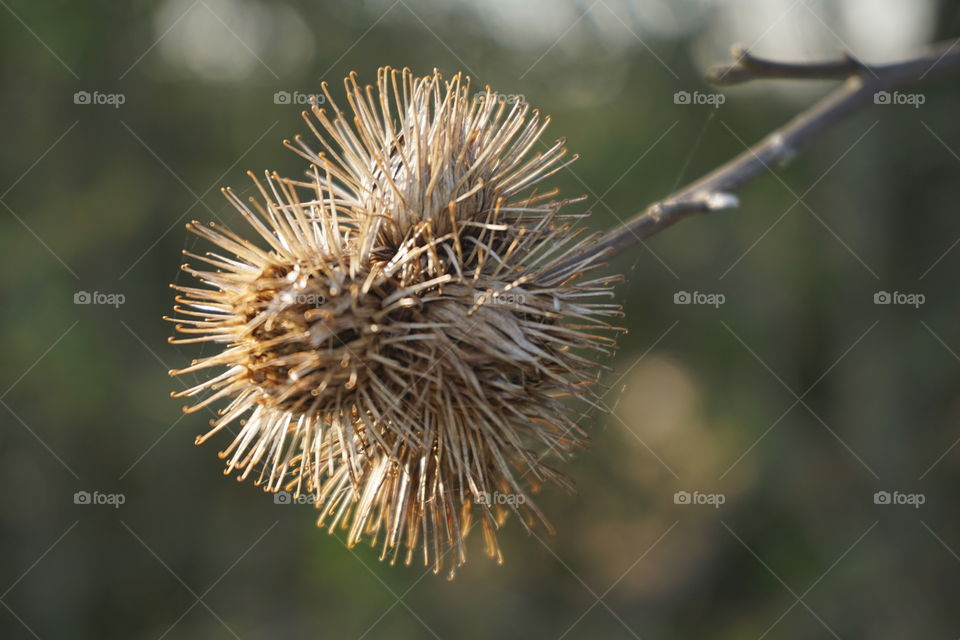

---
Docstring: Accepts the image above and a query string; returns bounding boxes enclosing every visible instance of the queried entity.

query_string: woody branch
[565,38,960,271]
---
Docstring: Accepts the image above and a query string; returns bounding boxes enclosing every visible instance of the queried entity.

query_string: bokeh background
[3,0,960,638]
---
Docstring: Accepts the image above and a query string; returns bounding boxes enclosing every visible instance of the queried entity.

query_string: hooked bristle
[168,67,623,578]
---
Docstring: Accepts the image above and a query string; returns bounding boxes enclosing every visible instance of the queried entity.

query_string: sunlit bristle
[169,68,622,578]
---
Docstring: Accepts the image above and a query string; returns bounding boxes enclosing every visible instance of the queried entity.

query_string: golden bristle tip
[167,67,623,578]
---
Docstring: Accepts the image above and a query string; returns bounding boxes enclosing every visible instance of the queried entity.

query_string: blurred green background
[3,0,960,638]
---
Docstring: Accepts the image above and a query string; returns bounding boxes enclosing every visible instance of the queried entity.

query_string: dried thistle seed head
[168,68,623,577]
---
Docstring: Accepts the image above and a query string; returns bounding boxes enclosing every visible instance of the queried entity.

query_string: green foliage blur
[2,1,960,638]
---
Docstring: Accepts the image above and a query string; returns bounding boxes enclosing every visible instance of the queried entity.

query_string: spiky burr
[168,68,622,577]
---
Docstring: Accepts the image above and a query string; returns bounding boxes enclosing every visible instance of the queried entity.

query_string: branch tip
[567,37,960,269]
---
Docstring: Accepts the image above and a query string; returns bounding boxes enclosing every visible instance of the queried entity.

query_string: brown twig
[567,39,960,272]
[708,45,867,86]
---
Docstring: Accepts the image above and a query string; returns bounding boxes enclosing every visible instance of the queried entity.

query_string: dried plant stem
[574,39,960,268]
